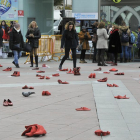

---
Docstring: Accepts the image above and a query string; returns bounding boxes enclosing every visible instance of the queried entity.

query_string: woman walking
[108,25,122,66]
[79,26,91,63]
[1,20,9,41]
[59,21,79,70]
[96,22,109,66]
[9,23,24,68]
[0,25,3,48]
[26,21,41,67]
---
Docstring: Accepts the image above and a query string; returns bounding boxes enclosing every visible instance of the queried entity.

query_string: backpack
[130,33,135,44]
[121,30,129,43]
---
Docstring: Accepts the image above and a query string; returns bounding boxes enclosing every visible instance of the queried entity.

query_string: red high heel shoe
[107,84,113,87]
[67,69,74,74]
[114,95,129,99]
[36,74,41,77]
[89,73,96,78]
[39,76,45,79]
[58,79,69,84]
[3,67,12,71]
[103,72,110,74]
[29,87,34,89]
[76,107,91,111]
[94,67,101,71]
[113,84,119,87]
[22,85,29,89]
[37,71,45,73]
[52,73,60,77]
[42,91,51,96]
[98,77,107,82]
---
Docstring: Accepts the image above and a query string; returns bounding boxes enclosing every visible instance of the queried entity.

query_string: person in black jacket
[0,25,3,47]
[9,23,24,68]
[59,21,79,70]
[26,21,41,67]
[108,25,122,66]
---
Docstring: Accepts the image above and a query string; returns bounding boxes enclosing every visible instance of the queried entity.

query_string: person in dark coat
[26,21,41,67]
[9,23,24,68]
[1,20,9,41]
[108,25,122,66]
[0,25,3,47]
[59,21,79,70]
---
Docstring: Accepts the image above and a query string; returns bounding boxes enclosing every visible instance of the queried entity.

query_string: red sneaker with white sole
[3,67,12,71]
[76,107,91,111]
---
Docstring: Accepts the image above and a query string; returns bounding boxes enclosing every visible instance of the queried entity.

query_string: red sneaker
[7,99,13,106]
[42,91,51,96]
[114,95,129,99]
[46,76,50,79]
[0,64,3,67]
[3,99,8,106]
[39,76,45,79]
[22,85,29,89]
[67,69,74,74]
[94,67,101,71]
[11,71,20,77]
[3,67,12,71]
[37,71,45,73]
[114,72,124,75]
[103,72,110,74]
[113,84,119,87]
[76,107,91,111]
[52,73,60,77]
[109,68,118,72]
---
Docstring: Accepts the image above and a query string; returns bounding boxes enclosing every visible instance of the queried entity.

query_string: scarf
[14,27,20,33]
[111,29,119,34]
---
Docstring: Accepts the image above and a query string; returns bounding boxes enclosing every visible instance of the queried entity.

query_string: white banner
[72,13,98,20]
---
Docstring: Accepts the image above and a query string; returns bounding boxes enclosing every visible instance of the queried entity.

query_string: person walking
[0,25,3,48]
[9,23,24,68]
[59,21,79,70]
[108,25,122,66]
[1,20,9,41]
[96,22,109,66]
[79,26,91,63]
[26,21,41,67]
[92,22,98,63]
[119,21,130,63]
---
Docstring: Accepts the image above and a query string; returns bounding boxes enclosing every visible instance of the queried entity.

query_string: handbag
[23,42,32,52]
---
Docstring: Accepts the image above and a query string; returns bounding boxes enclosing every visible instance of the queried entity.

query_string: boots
[30,56,33,67]
[35,56,38,67]
[73,67,81,75]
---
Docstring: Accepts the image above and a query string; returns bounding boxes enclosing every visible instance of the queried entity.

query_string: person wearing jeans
[9,23,24,68]
[59,21,79,70]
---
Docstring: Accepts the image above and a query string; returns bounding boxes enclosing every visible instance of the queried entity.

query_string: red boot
[33,124,47,136]
[25,126,37,137]
[73,67,81,75]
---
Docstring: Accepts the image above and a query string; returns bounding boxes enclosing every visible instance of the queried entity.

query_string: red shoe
[33,124,47,136]
[0,64,3,67]
[58,79,69,84]
[36,74,41,77]
[111,63,117,66]
[114,72,124,75]
[107,84,113,87]
[109,68,118,72]
[102,131,110,136]
[22,85,29,89]
[89,73,96,78]
[52,73,60,77]
[3,67,12,71]
[95,130,102,136]
[42,64,47,67]
[98,77,107,82]
[88,73,92,78]
[29,87,34,89]
[3,99,8,106]
[76,107,91,111]
[7,99,13,106]
[32,68,39,70]
[11,71,20,77]
[46,76,50,79]
[25,126,37,137]
[37,71,45,73]
[39,76,45,79]
[114,95,129,99]
[113,84,119,87]
[94,67,101,71]
[42,91,51,96]
[103,72,110,74]
[60,68,68,71]
[67,69,74,74]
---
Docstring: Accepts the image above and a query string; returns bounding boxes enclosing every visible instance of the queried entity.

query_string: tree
[54,0,63,6]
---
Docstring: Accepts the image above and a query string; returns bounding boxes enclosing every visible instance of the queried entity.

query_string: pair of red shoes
[36,71,45,73]
[3,67,12,71]
[107,84,119,87]
[21,124,47,137]
[76,107,91,111]
[60,68,68,71]
[40,76,50,79]
[109,68,118,72]
[3,99,13,106]
[11,71,20,77]
[22,85,34,89]
[89,73,96,78]
[58,79,69,84]
[0,64,3,67]
[52,73,60,77]
[67,69,74,74]
[95,130,110,136]
[114,72,124,75]
[114,95,129,99]
[104,72,110,74]
[42,91,51,96]
[97,77,107,82]
[94,67,101,71]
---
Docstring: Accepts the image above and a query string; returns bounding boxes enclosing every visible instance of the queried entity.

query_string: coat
[9,28,24,51]
[61,30,79,49]
[0,28,3,47]
[96,28,109,49]
[136,32,140,48]
[108,29,122,53]
[26,28,41,48]
[79,31,91,50]
[119,26,130,46]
